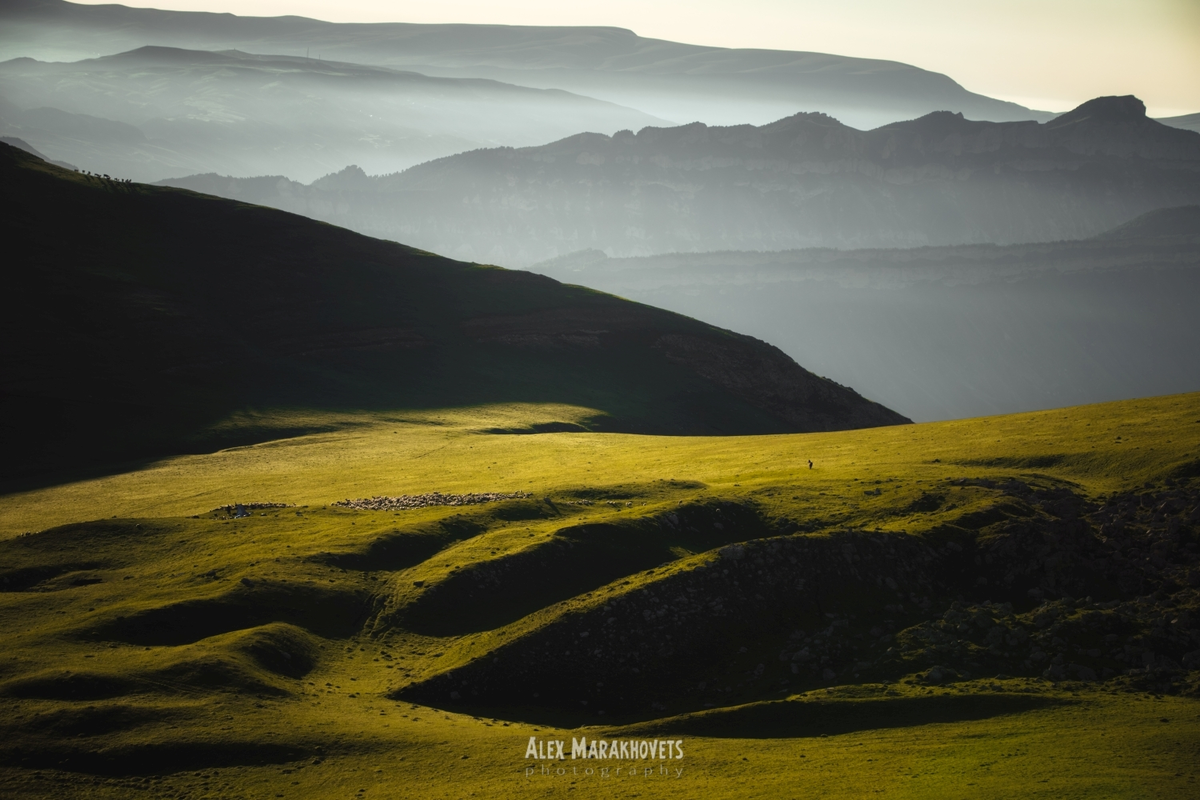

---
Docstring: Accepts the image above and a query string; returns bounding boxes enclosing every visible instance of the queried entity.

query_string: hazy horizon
[3,0,1198,426]
[62,0,1200,118]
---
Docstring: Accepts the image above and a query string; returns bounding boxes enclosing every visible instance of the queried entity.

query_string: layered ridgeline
[0,47,668,183]
[1160,112,1200,134]
[160,96,1200,265]
[0,0,1044,131]
[0,142,906,485]
[534,206,1200,422]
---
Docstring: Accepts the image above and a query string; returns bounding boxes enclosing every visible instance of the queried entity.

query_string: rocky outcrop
[333,492,533,511]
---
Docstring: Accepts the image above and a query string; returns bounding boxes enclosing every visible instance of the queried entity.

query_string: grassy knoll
[1,392,1199,798]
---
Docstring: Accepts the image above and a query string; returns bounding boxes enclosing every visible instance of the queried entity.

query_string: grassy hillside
[0,142,904,489]
[0,393,1198,797]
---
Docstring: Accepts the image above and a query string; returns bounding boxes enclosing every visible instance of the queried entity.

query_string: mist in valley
[1,0,1053,134]
[1,0,1197,425]
[533,219,1200,422]
[0,46,668,182]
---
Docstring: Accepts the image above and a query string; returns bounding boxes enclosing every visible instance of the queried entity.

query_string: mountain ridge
[0,0,1047,130]
[1095,204,1200,240]
[157,96,1200,265]
[0,46,670,182]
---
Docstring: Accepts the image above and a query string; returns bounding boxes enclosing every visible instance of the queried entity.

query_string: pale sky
[70,0,1200,117]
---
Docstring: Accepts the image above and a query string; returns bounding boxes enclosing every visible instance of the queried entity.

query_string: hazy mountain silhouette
[532,207,1200,422]
[1096,204,1200,240]
[0,133,74,169]
[0,141,906,486]
[0,0,1046,131]
[0,46,668,182]
[1159,112,1200,134]
[159,96,1200,265]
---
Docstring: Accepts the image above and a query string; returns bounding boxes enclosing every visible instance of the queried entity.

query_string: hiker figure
[808,460,813,469]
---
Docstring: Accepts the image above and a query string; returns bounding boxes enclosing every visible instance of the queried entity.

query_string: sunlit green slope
[1,392,1198,798]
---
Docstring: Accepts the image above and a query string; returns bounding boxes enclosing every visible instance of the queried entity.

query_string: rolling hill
[0,141,906,489]
[158,96,1200,265]
[0,384,1197,797]
[0,46,668,183]
[0,0,1046,132]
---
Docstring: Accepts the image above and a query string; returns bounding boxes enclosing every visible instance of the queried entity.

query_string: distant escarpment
[161,96,1200,265]
[0,142,906,483]
[0,0,1045,131]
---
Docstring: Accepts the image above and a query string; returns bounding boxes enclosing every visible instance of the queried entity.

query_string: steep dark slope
[159,96,1200,265]
[0,0,1042,130]
[0,143,906,486]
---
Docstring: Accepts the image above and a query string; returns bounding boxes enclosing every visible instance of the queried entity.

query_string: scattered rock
[333,492,532,511]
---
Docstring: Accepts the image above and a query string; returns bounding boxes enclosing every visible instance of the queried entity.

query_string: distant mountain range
[1160,113,1200,134]
[0,134,73,169]
[159,96,1200,265]
[3,0,1196,434]
[0,141,906,485]
[0,0,1049,132]
[0,46,667,182]
[533,206,1200,422]
[4,2,1194,185]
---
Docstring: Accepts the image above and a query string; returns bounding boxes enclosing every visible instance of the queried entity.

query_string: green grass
[1,392,1199,797]
[3,391,1196,541]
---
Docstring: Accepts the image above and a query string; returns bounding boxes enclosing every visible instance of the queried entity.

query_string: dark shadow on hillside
[88,583,370,646]
[620,693,1069,739]
[0,562,108,591]
[314,516,488,572]
[386,501,776,637]
[0,142,908,496]
[3,740,317,776]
